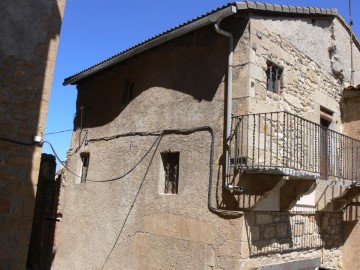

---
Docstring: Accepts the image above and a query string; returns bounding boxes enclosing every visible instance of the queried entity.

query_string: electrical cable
[88,134,162,182]
[43,126,244,269]
[100,133,163,270]
[42,135,162,182]
[86,126,243,215]
[44,129,73,136]
[47,126,242,215]
[0,137,34,146]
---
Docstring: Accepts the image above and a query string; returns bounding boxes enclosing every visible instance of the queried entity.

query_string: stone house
[55,2,360,269]
[0,0,66,269]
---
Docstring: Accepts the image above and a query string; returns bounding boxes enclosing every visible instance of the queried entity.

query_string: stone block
[0,172,21,184]
[0,124,16,137]
[218,219,243,242]
[217,257,241,270]
[218,240,241,258]
[249,226,260,242]
[22,199,35,217]
[307,70,319,84]
[0,200,11,214]
[233,72,250,99]
[256,213,273,225]
[204,244,215,266]
[233,47,250,66]
[133,232,149,263]
[276,223,288,238]
[40,15,62,34]
[263,225,276,239]
[5,156,29,168]
[144,214,215,244]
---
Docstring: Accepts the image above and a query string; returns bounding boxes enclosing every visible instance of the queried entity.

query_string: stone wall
[231,14,360,269]
[244,16,343,125]
[0,0,65,268]
[241,211,343,269]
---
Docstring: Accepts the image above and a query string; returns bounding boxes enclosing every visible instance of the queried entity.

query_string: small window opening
[80,153,89,183]
[320,106,333,128]
[266,60,283,93]
[293,221,304,237]
[161,152,179,194]
[126,81,134,103]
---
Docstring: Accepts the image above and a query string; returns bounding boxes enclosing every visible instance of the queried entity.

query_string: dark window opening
[124,81,134,103]
[319,108,332,180]
[320,106,333,124]
[293,221,304,237]
[80,153,89,183]
[266,61,283,93]
[161,152,179,194]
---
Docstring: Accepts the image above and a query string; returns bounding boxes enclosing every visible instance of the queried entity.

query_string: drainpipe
[214,21,233,181]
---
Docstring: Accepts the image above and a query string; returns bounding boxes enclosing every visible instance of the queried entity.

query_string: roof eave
[63,1,359,86]
[63,4,237,86]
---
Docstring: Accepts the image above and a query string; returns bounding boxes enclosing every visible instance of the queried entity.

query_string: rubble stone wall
[0,0,65,268]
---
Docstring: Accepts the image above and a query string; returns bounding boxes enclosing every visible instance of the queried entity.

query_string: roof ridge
[64,2,357,86]
[237,1,338,15]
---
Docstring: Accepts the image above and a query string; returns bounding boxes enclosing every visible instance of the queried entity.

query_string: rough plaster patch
[144,214,215,244]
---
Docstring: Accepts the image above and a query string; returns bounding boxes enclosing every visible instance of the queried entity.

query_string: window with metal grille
[266,61,283,93]
[161,152,179,194]
[80,152,89,183]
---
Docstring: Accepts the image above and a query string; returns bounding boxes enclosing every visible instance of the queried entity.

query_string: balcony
[230,111,360,183]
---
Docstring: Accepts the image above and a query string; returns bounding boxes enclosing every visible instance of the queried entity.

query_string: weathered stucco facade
[0,0,65,268]
[56,2,360,269]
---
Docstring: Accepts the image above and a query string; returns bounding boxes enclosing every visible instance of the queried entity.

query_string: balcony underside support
[321,186,360,212]
[227,171,318,210]
[279,178,317,211]
[229,171,286,195]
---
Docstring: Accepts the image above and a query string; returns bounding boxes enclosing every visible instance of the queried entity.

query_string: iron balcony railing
[231,111,360,181]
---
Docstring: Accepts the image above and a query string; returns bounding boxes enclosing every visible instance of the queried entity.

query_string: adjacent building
[55,2,360,269]
[0,0,66,268]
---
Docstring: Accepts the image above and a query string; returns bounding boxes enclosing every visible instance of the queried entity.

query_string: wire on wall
[43,134,162,183]
[0,137,34,146]
[44,125,243,269]
[100,133,163,270]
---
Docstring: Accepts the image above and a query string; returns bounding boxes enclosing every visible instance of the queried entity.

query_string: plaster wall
[333,19,360,84]
[340,89,360,270]
[54,19,250,270]
[55,13,359,270]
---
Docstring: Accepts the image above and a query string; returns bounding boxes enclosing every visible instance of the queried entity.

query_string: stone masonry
[0,0,65,268]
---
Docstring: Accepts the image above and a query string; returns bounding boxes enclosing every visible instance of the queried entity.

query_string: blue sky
[43,0,360,164]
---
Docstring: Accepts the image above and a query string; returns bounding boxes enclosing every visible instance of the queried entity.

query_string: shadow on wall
[72,18,247,130]
[242,211,343,257]
[0,0,62,268]
[27,154,61,270]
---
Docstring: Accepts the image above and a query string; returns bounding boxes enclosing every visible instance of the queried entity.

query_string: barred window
[161,152,179,194]
[80,152,89,183]
[266,61,283,93]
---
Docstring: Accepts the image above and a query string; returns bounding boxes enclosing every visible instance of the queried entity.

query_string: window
[319,107,333,179]
[266,60,283,93]
[293,221,305,237]
[161,152,179,194]
[124,81,134,103]
[80,152,89,183]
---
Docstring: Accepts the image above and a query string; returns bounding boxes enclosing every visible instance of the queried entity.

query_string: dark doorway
[319,109,332,179]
